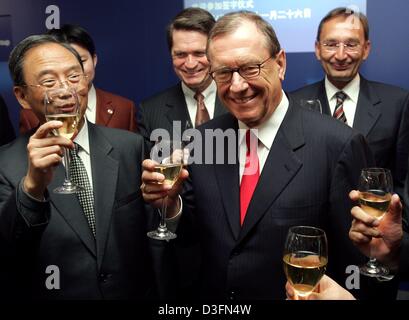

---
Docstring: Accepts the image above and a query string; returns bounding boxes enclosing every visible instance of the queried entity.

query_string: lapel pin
[107,108,113,114]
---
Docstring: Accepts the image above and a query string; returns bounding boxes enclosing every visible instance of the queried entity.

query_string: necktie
[69,144,96,236]
[333,91,348,124]
[240,130,260,226]
[194,92,210,127]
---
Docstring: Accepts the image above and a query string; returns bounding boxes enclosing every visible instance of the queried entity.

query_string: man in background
[19,24,137,133]
[290,7,409,197]
[138,7,226,145]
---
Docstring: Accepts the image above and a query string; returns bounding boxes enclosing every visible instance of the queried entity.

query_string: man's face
[315,16,371,89]
[208,21,286,128]
[14,43,88,125]
[71,43,97,87]
[171,29,212,92]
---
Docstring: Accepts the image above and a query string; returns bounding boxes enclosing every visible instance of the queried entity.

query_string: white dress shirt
[238,91,289,183]
[85,84,97,124]
[181,81,217,127]
[325,74,360,127]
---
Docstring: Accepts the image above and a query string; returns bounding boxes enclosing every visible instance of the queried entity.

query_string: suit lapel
[214,96,227,118]
[238,103,304,243]
[88,123,118,270]
[317,81,331,115]
[165,84,192,135]
[49,163,97,257]
[352,77,381,136]
[213,115,241,240]
[95,88,116,127]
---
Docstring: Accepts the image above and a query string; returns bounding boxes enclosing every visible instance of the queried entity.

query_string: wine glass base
[359,264,389,278]
[53,184,84,194]
[147,230,177,241]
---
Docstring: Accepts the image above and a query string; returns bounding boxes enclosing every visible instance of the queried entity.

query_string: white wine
[154,163,182,186]
[359,190,391,219]
[283,252,327,297]
[46,114,78,139]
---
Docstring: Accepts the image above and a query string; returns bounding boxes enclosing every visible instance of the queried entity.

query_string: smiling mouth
[231,95,256,104]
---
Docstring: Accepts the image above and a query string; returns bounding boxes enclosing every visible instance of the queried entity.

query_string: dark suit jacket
[19,88,137,134]
[0,123,155,299]
[177,99,374,300]
[0,95,15,146]
[289,77,409,196]
[138,82,227,145]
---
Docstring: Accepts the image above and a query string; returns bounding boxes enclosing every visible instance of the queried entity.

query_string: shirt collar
[181,80,217,99]
[87,84,96,112]
[325,73,360,103]
[238,90,289,150]
[73,118,90,155]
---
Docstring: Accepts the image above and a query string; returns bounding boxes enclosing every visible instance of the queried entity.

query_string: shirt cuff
[165,195,183,232]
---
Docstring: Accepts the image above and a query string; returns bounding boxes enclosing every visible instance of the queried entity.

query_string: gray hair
[8,34,83,86]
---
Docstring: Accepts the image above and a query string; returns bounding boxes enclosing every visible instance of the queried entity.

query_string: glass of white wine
[283,226,328,299]
[147,139,187,241]
[358,168,393,278]
[300,99,323,114]
[44,87,82,194]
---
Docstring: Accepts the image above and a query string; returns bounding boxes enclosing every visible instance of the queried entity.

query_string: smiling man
[138,7,227,145]
[141,11,375,300]
[290,7,409,197]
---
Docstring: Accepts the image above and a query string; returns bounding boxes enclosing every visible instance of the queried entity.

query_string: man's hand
[141,159,189,218]
[349,190,403,269]
[286,275,355,300]
[23,121,74,199]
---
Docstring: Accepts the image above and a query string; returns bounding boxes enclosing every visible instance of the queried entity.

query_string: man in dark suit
[141,11,374,300]
[0,94,15,146]
[0,35,154,299]
[19,24,137,134]
[138,8,226,145]
[290,7,409,196]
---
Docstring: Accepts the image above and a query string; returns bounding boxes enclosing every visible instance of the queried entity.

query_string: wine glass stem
[62,147,71,183]
[368,257,378,268]
[159,195,168,230]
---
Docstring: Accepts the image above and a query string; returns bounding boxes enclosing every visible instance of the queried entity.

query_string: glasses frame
[320,41,362,53]
[210,56,273,84]
[21,73,88,90]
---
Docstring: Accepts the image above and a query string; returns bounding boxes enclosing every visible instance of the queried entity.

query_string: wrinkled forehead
[23,43,82,77]
[321,16,366,39]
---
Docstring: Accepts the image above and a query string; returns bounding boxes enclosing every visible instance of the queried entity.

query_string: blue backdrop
[1,0,408,134]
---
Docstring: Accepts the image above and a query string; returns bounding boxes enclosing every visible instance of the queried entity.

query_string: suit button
[99,273,111,283]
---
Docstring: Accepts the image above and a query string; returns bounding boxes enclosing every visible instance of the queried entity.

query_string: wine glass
[358,168,393,278]
[147,139,187,241]
[283,226,328,298]
[44,87,82,194]
[300,99,322,114]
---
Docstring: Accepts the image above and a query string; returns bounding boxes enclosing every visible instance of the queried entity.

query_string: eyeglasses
[22,73,88,89]
[320,41,361,53]
[210,56,273,83]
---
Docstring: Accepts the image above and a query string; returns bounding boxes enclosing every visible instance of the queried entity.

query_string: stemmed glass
[147,139,187,241]
[358,168,393,278]
[300,99,322,114]
[283,226,328,298]
[44,87,82,194]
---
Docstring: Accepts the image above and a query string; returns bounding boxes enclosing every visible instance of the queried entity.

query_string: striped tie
[333,91,348,124]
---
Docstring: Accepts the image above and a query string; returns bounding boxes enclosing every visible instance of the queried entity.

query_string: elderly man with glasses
[141,11,375,300]
[0,34,158,300]
[290,7,409,198]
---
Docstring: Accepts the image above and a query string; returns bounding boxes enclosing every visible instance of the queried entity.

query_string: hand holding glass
[283,226,328,298]
[147,140,188,241]
[358,168,393,277]
[44,87,82,194]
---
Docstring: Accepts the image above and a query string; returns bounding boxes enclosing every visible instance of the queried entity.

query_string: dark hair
[167,7,215,51]
[208,11,281,57]
[317,7,369,41]
[8,34,83,86]
[47,24,96,56]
